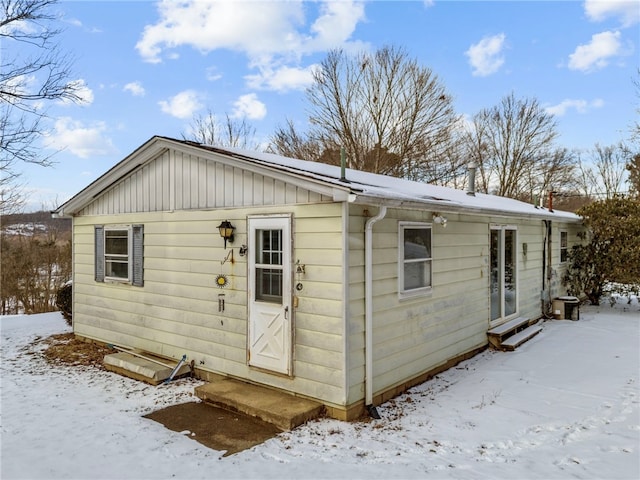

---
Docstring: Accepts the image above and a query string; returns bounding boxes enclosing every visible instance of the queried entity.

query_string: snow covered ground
[1,299,639,480]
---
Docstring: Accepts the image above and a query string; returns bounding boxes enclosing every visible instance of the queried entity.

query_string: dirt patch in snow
[29,332,112,369]
[144,402,282,456]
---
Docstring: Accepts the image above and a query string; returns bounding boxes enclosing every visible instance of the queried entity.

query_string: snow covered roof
[198,140,580,222]
[54,136,581,222]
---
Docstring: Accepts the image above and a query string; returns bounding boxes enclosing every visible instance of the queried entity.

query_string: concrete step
[195,378,324,431]
[104,352,190,385]
[500,325,543,351]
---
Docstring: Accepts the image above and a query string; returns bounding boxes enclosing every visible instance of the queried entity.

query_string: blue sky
[13,0,640,211]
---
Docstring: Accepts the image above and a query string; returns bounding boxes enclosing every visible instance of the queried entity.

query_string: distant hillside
[1,211,72,236]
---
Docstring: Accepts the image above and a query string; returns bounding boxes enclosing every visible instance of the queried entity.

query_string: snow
[218,143,580,221]
[1,303,638,479]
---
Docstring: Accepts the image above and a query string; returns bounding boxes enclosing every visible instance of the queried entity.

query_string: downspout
[364,205,387,419]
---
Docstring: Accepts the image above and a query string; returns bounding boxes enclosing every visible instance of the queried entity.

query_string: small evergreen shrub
[55,283,72,326]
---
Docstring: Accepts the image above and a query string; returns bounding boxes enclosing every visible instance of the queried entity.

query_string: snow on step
[487,316,530,338]
[500,325,543,351]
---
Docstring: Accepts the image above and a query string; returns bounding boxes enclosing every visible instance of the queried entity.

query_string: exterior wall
[73,202,348,407]
[346,205,583,407]
[79,148,332,216]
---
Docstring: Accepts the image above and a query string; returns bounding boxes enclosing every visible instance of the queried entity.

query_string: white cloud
[136,0,305,64]
[568,30,622,71]
[465,33,506,77]
[42,117,117,158]
[135,0,366,88]
[231,93,267,120]
[245,64,318,92]
[123,81,145,97]
[584,0,640,27]
[158,90,203,119]
[303,1,366,52]
[545,98,605,116]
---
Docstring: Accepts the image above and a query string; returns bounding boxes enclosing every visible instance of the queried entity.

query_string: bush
[563,197,640,305]
[55,282,72,326]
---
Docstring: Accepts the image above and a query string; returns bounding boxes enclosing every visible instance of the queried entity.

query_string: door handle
[284,306,289,319]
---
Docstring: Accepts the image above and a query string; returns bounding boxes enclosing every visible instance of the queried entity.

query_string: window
[560,230,568,263]
[255,229,283,303]
[399,222,432,297]
[95,225,144,286]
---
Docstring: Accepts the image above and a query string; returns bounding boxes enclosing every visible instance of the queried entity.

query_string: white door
[248,215,292,375]
[490,225,518,327]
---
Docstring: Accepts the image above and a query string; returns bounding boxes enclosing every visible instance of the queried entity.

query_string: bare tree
[465,93,564,200]
[591,143,630,198]
[271,46,462,184]
[1,0,82,214]
[183,109,259,150]
[268,119,324,161]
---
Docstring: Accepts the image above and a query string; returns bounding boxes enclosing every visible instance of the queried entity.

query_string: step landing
[104,352,190,385]
[195,377,324,431]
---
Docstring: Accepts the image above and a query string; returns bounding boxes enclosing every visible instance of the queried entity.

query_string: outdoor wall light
[217,220,235,249]
[432,214,448,228]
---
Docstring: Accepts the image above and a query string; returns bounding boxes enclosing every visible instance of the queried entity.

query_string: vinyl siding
[346,206,583,405]
[78,148,333,216]
[72,202,347,406]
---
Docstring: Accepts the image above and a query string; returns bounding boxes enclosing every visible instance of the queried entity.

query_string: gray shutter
[132,224,144,287]
[95,225,104,282]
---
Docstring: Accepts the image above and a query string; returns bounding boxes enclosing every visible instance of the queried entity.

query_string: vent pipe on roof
[466,162,477,196]
[340,147,349,183]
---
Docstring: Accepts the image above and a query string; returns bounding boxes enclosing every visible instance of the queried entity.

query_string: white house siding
[73,200,349,406]
[78,147,332,216]
[345,207,582,406]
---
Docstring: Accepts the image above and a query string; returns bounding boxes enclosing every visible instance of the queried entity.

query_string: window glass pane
[404,228,431,260]
[257,229,282,266]
[256,268,283,303]
[106,259,128,279]
[404,260,431,290]
[504,229,517,317]
[560,231,568,248]
[560,232,568,262]
[105,230,128,255]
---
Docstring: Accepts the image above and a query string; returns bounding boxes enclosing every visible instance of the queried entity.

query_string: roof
[54,136,581,222]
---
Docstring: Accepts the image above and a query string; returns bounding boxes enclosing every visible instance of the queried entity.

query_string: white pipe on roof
[364,205,387,409]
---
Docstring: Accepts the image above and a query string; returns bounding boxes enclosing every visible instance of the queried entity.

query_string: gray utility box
[552,296,580,321]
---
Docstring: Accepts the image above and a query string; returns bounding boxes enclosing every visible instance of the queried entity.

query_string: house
[53,136,583,420]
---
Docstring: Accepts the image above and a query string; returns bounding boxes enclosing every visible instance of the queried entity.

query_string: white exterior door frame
[247,214,293,375]
[489,224,519,328]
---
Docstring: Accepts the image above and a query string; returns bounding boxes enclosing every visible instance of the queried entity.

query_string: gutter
[364,205,387,419]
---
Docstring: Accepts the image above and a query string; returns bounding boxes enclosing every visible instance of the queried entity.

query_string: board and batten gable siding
[79,148,333,216]
[73,204,348,406]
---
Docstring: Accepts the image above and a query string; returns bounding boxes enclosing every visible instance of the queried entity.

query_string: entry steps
[195,377,324,431]
[487,316,542,351]
[103,351,191,385]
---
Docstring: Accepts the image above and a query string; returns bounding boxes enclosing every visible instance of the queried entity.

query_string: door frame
[489,224,519,328]
[247,214,293,375]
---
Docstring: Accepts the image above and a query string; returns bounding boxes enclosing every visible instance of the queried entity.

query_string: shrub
[55,282,72,326]
[563,197,640,305]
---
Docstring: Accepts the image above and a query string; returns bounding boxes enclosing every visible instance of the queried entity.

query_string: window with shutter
[95,224,144,286]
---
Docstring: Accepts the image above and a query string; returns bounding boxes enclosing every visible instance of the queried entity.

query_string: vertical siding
[78,148,333,216]
[72,203,347,406]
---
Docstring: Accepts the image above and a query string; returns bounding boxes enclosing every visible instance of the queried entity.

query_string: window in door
[255,229,283,303]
